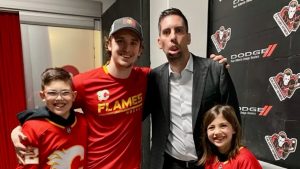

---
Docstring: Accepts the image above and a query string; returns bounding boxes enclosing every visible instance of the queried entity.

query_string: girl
[198,105,262,169]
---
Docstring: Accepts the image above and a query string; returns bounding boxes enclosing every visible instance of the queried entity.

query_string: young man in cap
[12,16,227,169]
[71,17,149,169]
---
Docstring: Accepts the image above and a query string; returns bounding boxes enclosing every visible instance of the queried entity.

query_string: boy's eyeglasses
[44,90,73,99]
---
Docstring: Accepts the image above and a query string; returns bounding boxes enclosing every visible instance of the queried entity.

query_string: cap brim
[109,27,143,40]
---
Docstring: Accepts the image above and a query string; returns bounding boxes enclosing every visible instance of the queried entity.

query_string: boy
[16,67,87,169]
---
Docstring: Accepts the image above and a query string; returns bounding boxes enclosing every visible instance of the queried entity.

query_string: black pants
[162,153,203,169]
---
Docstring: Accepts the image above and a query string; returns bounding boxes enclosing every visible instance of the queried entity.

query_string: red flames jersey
[205,147,262,169]
[17,112,87,169]
[73,66,150,169]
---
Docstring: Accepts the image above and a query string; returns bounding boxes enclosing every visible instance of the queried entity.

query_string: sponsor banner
[233,0,254,9]
[239,105,272,116]
[209,1,300,167]
[269,68,300,101]
[208,27,289,60]
[208,0,283,39]
[273,0,300,37]
[231,59,300,110]
[211,26,231,52]
[230,44,277,63]
[265,131,297,160]
[291,32,300,54]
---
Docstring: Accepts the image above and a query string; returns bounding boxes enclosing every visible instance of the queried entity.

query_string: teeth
[120,54,130,58]
[54,103,65,108]
[214,138,223,142]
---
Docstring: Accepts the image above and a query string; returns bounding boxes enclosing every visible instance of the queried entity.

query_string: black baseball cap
[109,17,143,40]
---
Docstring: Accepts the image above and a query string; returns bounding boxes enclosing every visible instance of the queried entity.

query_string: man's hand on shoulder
[210,54,230,69]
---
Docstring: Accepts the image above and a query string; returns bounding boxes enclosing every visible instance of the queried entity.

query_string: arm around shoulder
[218,63,241,123]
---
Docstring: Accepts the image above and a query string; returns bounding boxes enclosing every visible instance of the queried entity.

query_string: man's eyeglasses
[44,90,73,99]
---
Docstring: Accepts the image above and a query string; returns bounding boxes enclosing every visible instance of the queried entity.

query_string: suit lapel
[192,55,208,128]
[159,64,170,125]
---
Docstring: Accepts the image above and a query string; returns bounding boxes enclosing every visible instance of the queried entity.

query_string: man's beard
[166,52,182,63]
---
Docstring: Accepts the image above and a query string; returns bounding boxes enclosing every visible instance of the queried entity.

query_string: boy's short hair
[41,67,73,90]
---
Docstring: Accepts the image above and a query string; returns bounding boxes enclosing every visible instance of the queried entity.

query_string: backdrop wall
[208,1,300,168]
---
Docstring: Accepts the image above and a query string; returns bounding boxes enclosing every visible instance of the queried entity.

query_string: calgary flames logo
[97,89,110,101]
[47,145,84,169]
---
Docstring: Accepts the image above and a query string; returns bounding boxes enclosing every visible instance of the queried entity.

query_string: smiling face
[207,113,236,154]
[157,15,191,62]
[40,80,77,119]
[108,29,142,69]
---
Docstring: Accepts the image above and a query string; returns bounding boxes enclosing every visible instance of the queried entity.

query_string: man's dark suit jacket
[143,54,240,169]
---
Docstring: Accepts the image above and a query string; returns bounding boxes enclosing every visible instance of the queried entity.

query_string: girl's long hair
[198,105,242,166]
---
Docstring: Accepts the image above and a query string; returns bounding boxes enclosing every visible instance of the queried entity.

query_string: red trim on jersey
[17,112,87,169]
[205,147,262,169]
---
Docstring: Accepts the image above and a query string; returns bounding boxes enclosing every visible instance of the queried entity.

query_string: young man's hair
[104,36,112,59]
[158,8,189,34]
[104,36,144,63]
[41,67,73,90]
[198,105,242,165]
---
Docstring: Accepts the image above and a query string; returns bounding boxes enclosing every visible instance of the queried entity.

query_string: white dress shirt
[165,54,198,161]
